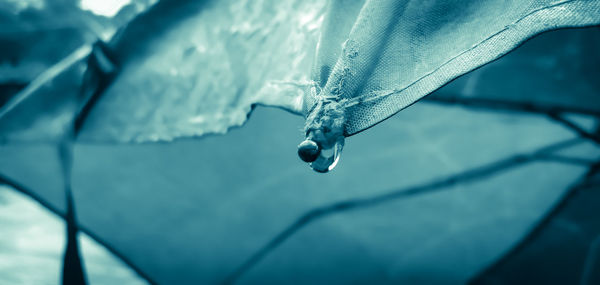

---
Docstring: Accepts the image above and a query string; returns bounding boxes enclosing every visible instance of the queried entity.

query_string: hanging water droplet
[297,136,344,173]
[309,137,344,173]
[298,139,320,162]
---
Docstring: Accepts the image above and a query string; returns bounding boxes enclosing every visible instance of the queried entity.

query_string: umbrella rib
[0,174,159,285]
[223,138,585,284]
[468,161,600,284]
[423,93,600,117]
[423,93,600,145]
[59,40,120,285]
[547,112,600,145]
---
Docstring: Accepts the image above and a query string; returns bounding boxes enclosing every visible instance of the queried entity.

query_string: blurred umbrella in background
[0,0,156,104]
[0,0,600,284]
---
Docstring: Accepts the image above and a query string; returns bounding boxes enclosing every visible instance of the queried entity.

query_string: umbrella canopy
[0,0,599,284]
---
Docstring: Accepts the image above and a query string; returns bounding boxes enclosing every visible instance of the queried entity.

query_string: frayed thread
[304,96,346,149]
[303,86,400,147]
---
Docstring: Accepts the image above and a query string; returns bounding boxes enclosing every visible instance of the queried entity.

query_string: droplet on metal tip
[309,137,344,173]
[298,139,321,162]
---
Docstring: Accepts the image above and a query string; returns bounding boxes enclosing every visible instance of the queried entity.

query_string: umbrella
[1,0,599,284]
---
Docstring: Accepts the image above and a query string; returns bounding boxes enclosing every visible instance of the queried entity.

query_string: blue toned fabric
[309,0,600,135]
[0,0,326,143]
[1,0,599,143]
[0,1,600,284]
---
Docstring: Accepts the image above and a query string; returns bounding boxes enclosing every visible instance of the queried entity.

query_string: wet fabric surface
[309,0,600,135]
[0,1,599,284]
[4,0,599,144]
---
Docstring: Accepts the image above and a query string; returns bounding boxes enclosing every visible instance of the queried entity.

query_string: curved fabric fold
[308,0,600,135]
[2,0,599,144]
[0,4,599,282]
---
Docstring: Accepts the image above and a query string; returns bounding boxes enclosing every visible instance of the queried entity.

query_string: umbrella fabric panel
[237,162,586,285]
[79,0,326,143]
[69,103,586,284]
[430,27,600,114]
[307,0,600,135]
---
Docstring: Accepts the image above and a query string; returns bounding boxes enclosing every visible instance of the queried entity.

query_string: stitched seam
[339,0,580,108]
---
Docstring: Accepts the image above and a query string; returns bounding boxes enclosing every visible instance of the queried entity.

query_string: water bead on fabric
[297,139,320,163]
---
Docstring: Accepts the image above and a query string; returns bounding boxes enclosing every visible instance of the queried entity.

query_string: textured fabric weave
[2,0,599,143]
[308,0,600,136]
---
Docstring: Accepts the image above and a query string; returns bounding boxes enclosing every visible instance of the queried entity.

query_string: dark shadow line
[0,174,158,285]
[585,162,600,179]
[547,113,600,145]
[580,234,600,285]
[423,94,600,117]
[423,94,600,145]
[468,160,600,285]
[223,138,582,284]
[62,184,87,285]
[536,154,596,166]
[73,41,119,135]
[5,43,147,281]
[62,40,121,285]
